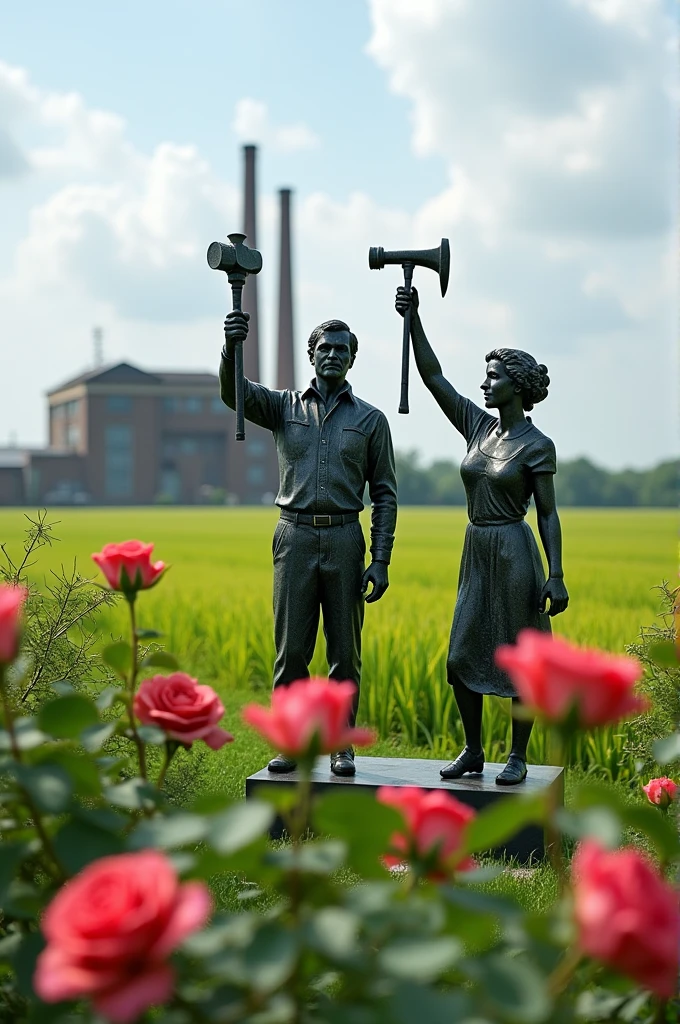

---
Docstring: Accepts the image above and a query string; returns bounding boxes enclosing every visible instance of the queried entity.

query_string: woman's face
[480,359,520,409]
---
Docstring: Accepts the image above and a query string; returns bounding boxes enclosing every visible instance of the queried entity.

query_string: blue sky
[1,0,676,469]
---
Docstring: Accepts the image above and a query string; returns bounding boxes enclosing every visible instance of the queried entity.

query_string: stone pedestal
[246,755,564,863]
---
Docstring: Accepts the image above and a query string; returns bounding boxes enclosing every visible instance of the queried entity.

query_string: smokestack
[93,326,103,368]
[276,189,296,390]
[241,144,260,381]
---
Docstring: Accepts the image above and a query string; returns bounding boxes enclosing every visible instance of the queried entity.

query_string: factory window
[210,397,227,414]
[163,397,180,414]
[105,425,134,498]
[107,395,132,413]
[52,404,65,419]
[65,400,80,417]
[247,439,267,458]
[185,397,202,414]
[246,465,265,485]
[66,424,80,448]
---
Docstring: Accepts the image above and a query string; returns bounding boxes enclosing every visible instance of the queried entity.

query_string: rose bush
[572,839,680,998]
[495,628,648,727]
[0,583,27,664]
[92,540,165,596]
[377,786,475,879]
[134,673,233,750]
[242,676,375,760]
[642,775,678,809]
[34,851,211,1023]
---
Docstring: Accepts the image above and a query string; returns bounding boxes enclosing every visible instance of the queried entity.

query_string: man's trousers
[272,517,366,726]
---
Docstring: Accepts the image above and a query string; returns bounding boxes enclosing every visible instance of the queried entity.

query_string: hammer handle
[399,264,414,414]
[230,279,246,441]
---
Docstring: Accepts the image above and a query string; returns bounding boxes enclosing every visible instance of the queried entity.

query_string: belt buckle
[313,514,332,527]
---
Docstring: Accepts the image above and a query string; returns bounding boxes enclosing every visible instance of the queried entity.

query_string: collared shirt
[234,374,397,563]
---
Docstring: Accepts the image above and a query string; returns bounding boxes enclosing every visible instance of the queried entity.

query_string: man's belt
[279,510,360,527]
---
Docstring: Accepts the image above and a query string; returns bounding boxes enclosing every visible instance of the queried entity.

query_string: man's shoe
[495,754,528,786]
[267,753,297,773]
[330,749,356,777]
[440,747,485,779]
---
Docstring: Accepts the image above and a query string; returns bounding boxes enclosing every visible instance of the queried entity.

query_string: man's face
[313,330,353,383]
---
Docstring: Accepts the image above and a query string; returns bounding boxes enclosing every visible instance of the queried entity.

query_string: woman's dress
[447,393,556,697]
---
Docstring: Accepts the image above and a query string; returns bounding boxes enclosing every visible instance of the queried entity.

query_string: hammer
[207,232,263,440]
[369,239,450,414]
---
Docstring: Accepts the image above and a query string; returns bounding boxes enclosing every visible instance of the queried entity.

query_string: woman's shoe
[440,747,485,779]
[495,754,528,786]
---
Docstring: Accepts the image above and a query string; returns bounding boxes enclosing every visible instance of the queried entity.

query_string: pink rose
[0,584,27,664]
[573,840,680,998]
[92,540,165,596]
[34,851,211,1023]
[495,629,647,728]
[377,787,476,879]
[643,776,678,809]
[134,673,233,750]
[242,677,375,758]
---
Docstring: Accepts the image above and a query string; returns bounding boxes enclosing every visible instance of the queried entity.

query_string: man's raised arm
[219,310,283,431]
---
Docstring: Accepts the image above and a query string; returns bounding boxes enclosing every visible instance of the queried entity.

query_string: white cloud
[231,98,320,152]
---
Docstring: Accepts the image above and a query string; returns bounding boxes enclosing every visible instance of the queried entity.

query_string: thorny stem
[127,596,147,781]
[288,764,313,1024]
[547,730,566,893]
[653,999,668,1024]
[157,742,179,790]
[547,945,582,997]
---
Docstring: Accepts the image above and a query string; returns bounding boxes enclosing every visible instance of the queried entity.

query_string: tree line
[394,451,677,507]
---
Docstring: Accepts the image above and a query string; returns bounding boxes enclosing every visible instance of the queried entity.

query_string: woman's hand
[539,577,569,616]
[395,285,419,318]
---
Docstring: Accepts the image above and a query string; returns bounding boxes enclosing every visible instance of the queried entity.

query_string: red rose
[134,673,233,750]
[643,776,678,809]
[0,584,27,664]
[377,786,476,879]
[34,850,211,1023]
[242,677,375,758]
[92,540,165,596]
[495,629,647,727]
[573,840,680,998]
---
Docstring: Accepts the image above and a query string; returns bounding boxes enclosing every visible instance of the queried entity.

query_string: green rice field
[0,507,675,779]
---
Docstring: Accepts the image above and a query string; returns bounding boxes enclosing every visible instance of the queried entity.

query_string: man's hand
[361,561,389,604]
[539,578,569,616]
[223,310,250,356]
[395,285,419,318]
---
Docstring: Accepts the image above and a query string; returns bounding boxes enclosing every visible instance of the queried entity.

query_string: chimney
[276,189,296,390]
[242,144,260,381]
[93,326,103,368]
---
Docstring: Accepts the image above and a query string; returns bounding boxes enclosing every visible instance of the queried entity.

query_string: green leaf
[104,777,159,810]
[306,907,359,961]
[140,650,180,671]
[209,801,275,854]
[81,721,116,752]
[554,807,621,848]
[378,937,461,982]
[13,763,72,813]
[41,750,102,798]
[442,886,519,953]
[242,923,297,993]
[53,818,125,874]
[649,640,680,667]
[0,717,48,751]
[0,843,31,902]
[38,694,100,740]
[460,954,551,1023]
[95,685,125,711]
[137,628,163,639]
[464,795,546,855]
[268,840,346,875]
[13,931,45,998]
[136,724,168,745]
[129,813,209,850]
[654,733,680,765]
[387,982,473,1024]
[314,790,402,878]
[102,640,133,678]
[622,805,680,860]
[72,806,128,832]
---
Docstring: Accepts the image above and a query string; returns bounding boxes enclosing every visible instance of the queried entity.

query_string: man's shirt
[231,374,397,564]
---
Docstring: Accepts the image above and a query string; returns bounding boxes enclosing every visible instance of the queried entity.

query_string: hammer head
[207,232,263,276]
[368,238,450,297]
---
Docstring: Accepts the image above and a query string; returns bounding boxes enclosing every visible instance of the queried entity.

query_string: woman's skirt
[447,520,550,697]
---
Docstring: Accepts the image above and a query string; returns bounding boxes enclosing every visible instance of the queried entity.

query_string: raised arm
[533,472,569,616]
[219,310,282,431]
[395,287,479,440]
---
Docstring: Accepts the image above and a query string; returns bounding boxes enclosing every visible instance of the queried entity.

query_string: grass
[0,505,674,782]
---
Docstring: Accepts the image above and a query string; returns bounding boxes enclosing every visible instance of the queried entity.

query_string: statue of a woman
[396,286,569,785]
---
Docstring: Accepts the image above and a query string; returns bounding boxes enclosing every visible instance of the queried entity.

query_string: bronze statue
[221,312,397,777]
[395,286,568,785]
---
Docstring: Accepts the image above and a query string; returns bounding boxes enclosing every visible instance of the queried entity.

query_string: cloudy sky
[1,0,676,469]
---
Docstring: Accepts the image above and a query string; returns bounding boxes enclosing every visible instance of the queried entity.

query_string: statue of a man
[221,312,397,776]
